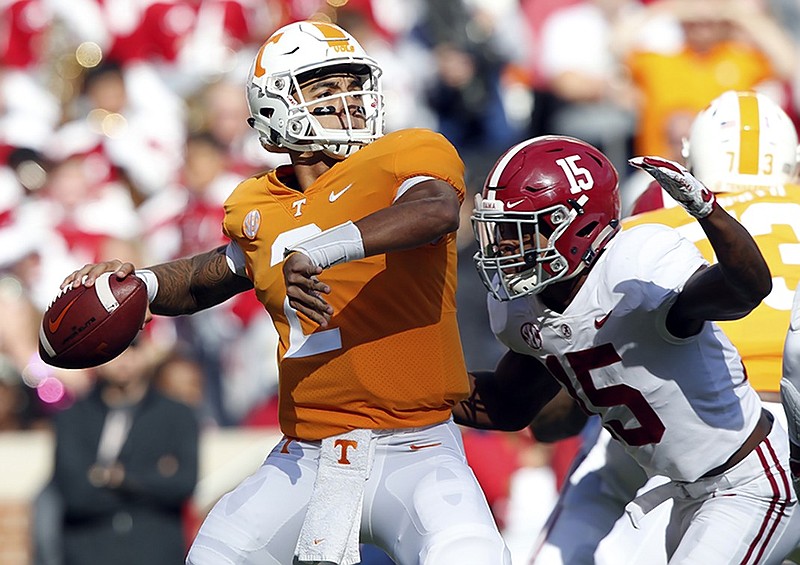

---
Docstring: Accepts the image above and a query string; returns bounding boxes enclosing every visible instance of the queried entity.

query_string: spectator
[622,0,796,161]
[53,60,186,202]
[51,336,199,565]
[535,0,639,177]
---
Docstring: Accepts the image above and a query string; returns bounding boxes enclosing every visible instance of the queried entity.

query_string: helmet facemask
[472,136,621,301]
[473,194,576,300]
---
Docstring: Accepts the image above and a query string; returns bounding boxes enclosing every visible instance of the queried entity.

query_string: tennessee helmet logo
[253,33,284,78]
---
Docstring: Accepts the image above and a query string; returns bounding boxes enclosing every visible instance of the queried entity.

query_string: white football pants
[532,404,800,564]
[186,418,511,565]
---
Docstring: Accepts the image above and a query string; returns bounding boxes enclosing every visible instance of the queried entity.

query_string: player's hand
[61,260,136,290]
[283,251,333,327]
[628,156,716,219]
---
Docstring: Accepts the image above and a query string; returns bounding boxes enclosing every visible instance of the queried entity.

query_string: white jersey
[489,224,763,482]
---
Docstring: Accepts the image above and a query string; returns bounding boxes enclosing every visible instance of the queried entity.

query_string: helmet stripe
[488,138,539,187]
[312,22,349,40]
[738,92,760,175]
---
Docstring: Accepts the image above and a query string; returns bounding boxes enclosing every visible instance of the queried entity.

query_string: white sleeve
[393,176,436,202]
[607,225,707,313]
[224,241,249,278]
[784,286,800,381]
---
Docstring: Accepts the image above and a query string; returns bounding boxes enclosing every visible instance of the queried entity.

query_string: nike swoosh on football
[329,183,354,202]
[409,442,442,451]
[594,310,613,329]
[506,199,525,209]
[48,295,81,333]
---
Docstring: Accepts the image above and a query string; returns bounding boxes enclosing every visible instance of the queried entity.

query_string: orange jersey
[627,44,773,158]
[623,184,800,392]
[222,129,469,440]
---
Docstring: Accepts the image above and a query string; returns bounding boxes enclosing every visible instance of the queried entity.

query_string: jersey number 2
[272,225,342,359]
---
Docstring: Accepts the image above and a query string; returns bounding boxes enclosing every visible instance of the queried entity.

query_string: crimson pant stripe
[749,439,792,564]
[740,439,788,564]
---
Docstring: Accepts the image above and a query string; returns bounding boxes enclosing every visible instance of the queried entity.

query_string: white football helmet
[246,21,384,159]
[682,90,799,192]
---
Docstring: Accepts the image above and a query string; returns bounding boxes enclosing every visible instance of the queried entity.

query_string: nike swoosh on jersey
[409,442,442,451]
[48,295,81,333]
[329,183,354,202]
[594,310,613,329]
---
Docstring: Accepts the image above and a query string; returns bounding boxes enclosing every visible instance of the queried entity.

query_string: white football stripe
[487,138,539,187]
[94,272,120,312]
[39,324,56,357]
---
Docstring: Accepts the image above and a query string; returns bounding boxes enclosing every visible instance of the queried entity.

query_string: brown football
[39,273,148,369]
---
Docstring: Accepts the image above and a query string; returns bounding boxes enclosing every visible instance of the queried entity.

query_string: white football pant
[187,418,511,565]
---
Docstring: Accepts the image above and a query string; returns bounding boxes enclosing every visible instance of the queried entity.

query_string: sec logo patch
[243,210,261,240]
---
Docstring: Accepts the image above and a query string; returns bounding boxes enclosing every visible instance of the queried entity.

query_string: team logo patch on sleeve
[521,322,542,349]
[243,210,261,240]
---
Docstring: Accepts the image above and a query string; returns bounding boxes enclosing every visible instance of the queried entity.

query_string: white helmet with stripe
[246,21,384,160]
[682,90,799,192]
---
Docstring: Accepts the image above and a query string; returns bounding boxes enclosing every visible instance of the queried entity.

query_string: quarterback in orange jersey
[529,90,800,565]
[59,20,550,565]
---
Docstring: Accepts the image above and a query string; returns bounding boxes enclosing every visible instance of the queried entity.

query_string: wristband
[285,221,365,269]
[134,269,159,303]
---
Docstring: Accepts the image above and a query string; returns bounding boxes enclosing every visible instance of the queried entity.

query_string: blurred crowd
[2,0,800,562]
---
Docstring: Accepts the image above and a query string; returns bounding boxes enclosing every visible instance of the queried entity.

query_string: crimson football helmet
[473,136,621,300]
[246,21,384,159]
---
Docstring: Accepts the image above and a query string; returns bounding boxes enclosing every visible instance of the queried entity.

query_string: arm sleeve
[784,286,800,383]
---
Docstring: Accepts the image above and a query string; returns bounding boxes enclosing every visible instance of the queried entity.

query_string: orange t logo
[253,33,282,78]
[334,439,358,464]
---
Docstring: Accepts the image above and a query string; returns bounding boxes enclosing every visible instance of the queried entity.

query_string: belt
[625,408,775,529]
[701,408,773,479]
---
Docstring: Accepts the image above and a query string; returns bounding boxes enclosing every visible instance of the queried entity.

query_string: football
[39,273,148,369]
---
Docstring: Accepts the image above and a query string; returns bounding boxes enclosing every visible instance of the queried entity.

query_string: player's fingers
[284,268,331,296]
[287,295,332,327]
[308,275,331,296]
[82,261,131,287]
[61,260,134,289]
[286,283,333,318]
[288,285,334,316]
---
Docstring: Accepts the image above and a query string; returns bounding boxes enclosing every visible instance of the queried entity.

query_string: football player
[527,90,800,564]
[459,133,800,563]
[60,20,546,565]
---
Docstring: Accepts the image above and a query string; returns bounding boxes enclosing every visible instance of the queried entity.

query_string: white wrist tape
[287,221,365,269]
[134,269,159,303]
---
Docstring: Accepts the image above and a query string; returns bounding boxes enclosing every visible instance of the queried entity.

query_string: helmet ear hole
[576,221,598,238]
[259,108,275,119]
